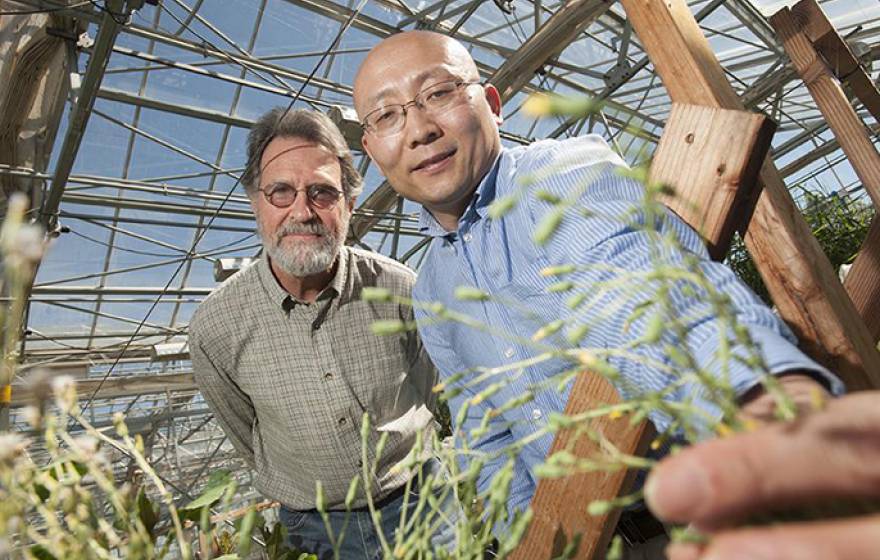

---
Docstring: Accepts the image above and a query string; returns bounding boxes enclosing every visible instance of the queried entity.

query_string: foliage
[0,196,315,560]
[727,186,874,304]
[3,93,859,560]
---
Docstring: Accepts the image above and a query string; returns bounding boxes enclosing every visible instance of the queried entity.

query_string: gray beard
[259,212,349,277]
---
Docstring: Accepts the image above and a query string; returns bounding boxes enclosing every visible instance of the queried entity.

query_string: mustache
[275,220,330,239]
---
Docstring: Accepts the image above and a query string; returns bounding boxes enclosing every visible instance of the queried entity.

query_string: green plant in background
[727,185,874,304]
[0,196,316,560]
[3,92,868,560]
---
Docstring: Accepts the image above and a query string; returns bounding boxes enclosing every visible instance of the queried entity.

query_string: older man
[351,30,844,553]
[189,108,453,559]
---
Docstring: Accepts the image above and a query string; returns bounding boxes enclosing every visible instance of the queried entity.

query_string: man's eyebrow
[365,68,456,108]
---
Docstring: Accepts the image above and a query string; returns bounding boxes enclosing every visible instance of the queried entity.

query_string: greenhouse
[2,0,879,558]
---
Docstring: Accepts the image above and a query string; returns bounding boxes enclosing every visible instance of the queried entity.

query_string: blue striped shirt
[412,135,842,515]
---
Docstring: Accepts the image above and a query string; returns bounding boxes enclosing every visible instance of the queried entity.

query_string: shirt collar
[256,246,350,309]
[418,150,503,238]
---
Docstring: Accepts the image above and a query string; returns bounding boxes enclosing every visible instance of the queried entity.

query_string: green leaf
[136,487,159,536]
[32,482,50,502]
[487,193,518,219]
[182,469,233,511]
[237,507,258,558]
[29,546,58,560]
[370,319,411,336]
[453,285,490,301]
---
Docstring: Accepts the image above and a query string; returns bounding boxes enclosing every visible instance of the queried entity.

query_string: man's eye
[374,109,398,123]
[269,186,294,196]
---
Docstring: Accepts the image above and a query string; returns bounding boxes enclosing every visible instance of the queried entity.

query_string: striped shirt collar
[256,245,350,309]
[418,150,503,238]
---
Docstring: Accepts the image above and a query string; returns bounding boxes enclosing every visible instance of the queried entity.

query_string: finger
[664,541,702,560]
[698,514,880,560]
[645,392,880,526]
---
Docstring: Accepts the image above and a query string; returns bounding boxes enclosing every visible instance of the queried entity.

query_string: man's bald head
[352,30,503,231]
[353,31,481,117]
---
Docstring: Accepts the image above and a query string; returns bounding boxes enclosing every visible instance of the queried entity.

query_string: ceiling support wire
[60,211,255,233]
[108,44,332,110]
[104,46,372,76]
[163,0,268,355]
[447,0,482,38]
[160,0,307,100]
[91,109,243,178]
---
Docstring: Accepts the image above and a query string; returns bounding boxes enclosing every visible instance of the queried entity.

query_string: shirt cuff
[684,323,845,436]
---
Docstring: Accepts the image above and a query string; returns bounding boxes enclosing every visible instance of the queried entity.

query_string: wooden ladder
[512,1,880,558]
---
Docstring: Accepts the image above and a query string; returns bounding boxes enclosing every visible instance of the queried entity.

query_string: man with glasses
[352,31,842,556]
[189,108,456,558]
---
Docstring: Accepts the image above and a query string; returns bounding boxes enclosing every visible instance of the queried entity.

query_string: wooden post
[619,0,880,391]
[512,104,776,559]
[769,0,880,342]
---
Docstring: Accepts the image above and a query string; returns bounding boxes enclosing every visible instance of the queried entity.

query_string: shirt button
[504,347,515,358]
[462,233,472,242]
[324,372,333,380]
[531,409,543,420]
[338,417,347,426]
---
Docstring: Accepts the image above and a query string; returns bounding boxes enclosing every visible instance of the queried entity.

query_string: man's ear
[360,133,376,162]
[347,196,357,213]
[484,83,504,125]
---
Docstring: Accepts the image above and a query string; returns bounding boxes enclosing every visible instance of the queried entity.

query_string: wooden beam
[10,372,197,407]
[515,103,774,559]
[510,377,652,560]
[845,219,880,341]
[769,4,880,343]
[769,6,880,209]
[652,104,776,260]
[620,0,880,391]
[489,0,612,103]
[790,0,880,124]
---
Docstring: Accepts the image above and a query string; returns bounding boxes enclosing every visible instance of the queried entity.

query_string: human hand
[645,391,880,560]
[736,372,828,423]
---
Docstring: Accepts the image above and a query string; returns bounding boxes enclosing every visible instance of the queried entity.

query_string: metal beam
[97,87,255,128]
[41,0,129,230]
[30,286,214,296]
[490,0,613,103]
[10,373,198,406]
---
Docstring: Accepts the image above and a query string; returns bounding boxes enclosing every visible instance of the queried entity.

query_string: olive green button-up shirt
[189,247,438,510]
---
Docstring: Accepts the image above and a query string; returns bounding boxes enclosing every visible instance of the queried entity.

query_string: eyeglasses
[361,80,482,137]
[258,183,344,209]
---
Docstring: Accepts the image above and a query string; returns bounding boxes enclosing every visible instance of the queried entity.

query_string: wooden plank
[514,103,774,559]
[489,0,611,102]
[769,5,880,343]
[510,376,652,560]
[10,372,197,407]
[791,0,880,124]
[620,0,880,391]
[769,7,880,210]
[652,104,776,260]
[845,219,880,341]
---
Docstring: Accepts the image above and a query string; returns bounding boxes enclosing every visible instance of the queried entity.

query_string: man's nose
[286,190,314,223]
[405,105,442,148]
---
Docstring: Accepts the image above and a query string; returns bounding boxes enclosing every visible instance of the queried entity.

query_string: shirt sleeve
[524,137,844,435]
[190,330,258,468]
